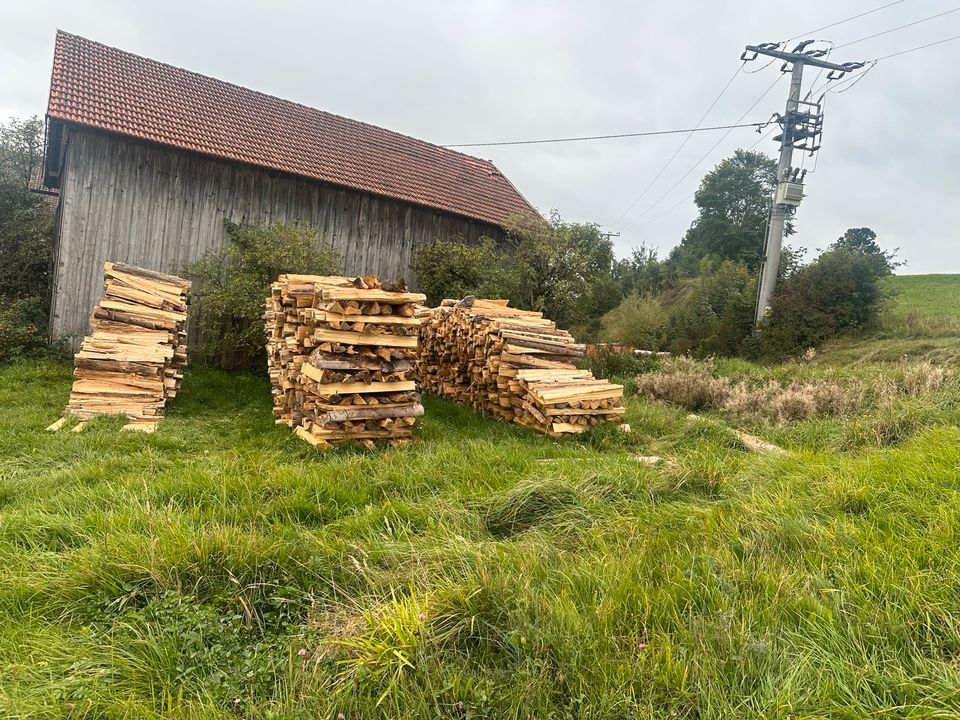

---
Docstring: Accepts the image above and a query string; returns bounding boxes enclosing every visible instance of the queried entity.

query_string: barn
[40,31,536,346]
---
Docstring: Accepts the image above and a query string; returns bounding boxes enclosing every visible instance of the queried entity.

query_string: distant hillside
[884,274,960,320]
[817,274,960,365]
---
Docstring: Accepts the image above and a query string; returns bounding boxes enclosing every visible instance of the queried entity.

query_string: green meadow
[1,275,959,718]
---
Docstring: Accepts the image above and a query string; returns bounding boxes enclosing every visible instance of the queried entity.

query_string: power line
[834,7,960,49]
[621,72,786,230]
[827,62,879,93]
[612,65,742,224]
[439,120,766,148]
[806,29,960,99]
[749,123,779,150]
[632,122,780,233]
[786,0,911,41]
[874,31,960,59]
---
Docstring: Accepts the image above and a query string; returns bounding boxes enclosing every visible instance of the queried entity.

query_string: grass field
[884,275,960,321]
[1,276,960,718]
[816,274,960,365]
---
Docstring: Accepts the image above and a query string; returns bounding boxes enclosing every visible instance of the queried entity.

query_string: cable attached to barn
[440,121,770,148]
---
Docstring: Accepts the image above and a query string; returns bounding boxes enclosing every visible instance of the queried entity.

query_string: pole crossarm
[743,43,866,76]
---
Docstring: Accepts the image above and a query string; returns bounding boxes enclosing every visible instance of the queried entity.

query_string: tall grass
[1,355,960,717]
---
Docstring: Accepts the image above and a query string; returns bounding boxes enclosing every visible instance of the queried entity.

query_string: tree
[668,150,789,275]
[0,116,54,361]
[507,211,615,328]
[612,243,664,297]
[829,227,902,275]
[0,116,45,188]
[762,246,892,357]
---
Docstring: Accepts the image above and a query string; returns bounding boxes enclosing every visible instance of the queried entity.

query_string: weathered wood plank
[50,129,505,352]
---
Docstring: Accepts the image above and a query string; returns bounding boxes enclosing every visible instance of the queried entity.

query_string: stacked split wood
[417,298,625,435]
[63,262,191,429]
[264,274,426,449]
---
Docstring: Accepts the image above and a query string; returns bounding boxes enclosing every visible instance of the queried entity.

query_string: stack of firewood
[416,298,625,435]
[264,274,425,449]
[60,262,191,431]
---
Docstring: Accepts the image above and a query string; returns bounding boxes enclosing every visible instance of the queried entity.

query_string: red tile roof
[46,31,536,227]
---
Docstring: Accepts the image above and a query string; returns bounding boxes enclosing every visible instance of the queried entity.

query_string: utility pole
[600,231,621,243]
[744,41,865,325]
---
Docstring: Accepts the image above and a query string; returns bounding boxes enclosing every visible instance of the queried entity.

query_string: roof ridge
[53,30,500,171]
[47,30,537,226]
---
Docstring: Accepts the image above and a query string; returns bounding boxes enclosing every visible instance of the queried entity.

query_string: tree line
[0,116,54,361]
[415,149,900,359]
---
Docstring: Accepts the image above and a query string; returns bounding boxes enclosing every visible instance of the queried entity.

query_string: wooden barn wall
[50,128,503,346]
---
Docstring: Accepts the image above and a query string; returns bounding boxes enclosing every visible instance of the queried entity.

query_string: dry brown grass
[307,602,368,661]
[635,357,949,424]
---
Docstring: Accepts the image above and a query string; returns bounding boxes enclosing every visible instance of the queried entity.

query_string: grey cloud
[1,0,956,272]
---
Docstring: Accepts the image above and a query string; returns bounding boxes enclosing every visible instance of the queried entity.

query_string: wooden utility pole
[744,42,865,325]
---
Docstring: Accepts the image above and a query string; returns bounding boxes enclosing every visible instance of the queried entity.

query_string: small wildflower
[417,612,426,620]
[297,647,307,657]
[337,713,346,720]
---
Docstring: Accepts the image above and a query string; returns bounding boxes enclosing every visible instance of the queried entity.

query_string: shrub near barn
[185,221,341,369]
[0,117,54,362]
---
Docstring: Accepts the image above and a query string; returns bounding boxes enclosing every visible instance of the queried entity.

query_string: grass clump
[636,356,951,426]
[479,478,584,538]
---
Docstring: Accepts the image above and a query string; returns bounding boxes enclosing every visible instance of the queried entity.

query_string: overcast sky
[1,0,956,272]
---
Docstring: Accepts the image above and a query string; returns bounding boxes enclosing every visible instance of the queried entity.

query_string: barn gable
[42,31,538,349]
[43,31,534,227]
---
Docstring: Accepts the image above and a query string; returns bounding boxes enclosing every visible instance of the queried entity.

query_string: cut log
[320,288,426,303]
[416,298,624,436]
[734,430,785,454]
[46,417,68,432]
[61,261,191,427]
[266,273,423,450]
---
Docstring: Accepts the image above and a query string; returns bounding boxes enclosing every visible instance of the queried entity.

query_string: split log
[416,299,624,435]
[59,262,191,425]
[265,273,422,450]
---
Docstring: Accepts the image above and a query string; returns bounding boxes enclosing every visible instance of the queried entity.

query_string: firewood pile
[264,274,426,449]
[56,262,191,432]
[416,298,625,435]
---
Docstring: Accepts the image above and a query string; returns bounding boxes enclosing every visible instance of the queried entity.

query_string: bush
[663,260,756,357]
[635,357,951,425]
[413,237,515,306]
[762,247,891,358]
[185,220,341,369]
[413,212,618,330]
[577,347,659,381]
[599,293,667,349]
[0,298,49,362]
[634,358,732,411]
[506,211,616,328]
